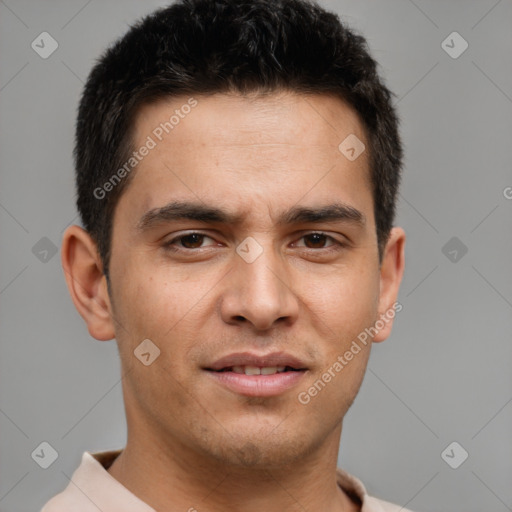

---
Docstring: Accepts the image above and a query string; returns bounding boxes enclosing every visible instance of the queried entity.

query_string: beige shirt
[41,450,413,512]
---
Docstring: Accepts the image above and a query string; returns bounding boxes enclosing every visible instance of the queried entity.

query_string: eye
[163,232,217,252]
[162,231,346,255]
[294,232,344,250]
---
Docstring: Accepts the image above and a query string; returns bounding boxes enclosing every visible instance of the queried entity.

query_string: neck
[107,421,359,512]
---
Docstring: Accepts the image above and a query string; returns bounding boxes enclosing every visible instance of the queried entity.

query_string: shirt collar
[65,449,391,512]
[71,450,156,511]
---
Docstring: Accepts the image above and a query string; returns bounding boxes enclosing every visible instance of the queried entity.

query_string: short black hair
[75,0,403,282]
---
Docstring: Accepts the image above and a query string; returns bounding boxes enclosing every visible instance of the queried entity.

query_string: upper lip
[206,351,308,371]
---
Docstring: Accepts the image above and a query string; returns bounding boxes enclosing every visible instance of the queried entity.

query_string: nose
[220,240,300,332]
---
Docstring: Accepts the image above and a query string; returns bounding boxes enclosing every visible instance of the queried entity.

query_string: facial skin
[62,91,405,512]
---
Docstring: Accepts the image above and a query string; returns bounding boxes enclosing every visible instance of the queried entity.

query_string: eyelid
[291,231,345,248]
[164,231,218,249]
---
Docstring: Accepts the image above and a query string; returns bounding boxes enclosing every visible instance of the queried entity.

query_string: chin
[213,440,305,468]
[196,424,323,469]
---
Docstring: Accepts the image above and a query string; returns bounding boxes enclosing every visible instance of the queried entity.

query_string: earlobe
[61,225,116,341]
[373,227,406,343]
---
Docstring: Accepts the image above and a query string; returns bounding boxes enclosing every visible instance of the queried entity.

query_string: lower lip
[205,370,306,397]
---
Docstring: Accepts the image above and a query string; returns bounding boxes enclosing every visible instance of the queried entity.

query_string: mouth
[204,352,308,397]
[212,365,302,375]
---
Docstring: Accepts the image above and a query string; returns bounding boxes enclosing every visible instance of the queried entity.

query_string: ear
[61,225,116,341]
[373,227,406,343]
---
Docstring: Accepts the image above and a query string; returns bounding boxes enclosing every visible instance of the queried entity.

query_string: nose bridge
[242,240,283,296]
[221,235,298,330]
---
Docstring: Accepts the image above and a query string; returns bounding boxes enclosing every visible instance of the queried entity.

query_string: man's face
[107,91,386,467]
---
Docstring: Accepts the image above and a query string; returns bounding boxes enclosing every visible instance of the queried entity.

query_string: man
[42,0,408,510]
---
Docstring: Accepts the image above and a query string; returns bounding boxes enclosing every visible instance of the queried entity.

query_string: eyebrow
[136,200,366,232]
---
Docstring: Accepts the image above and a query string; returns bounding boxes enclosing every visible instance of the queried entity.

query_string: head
[63,0,405,469]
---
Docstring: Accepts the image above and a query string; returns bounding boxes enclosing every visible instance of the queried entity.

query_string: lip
[206,370,306,397]
[204,351,308,398]
[206,351,308,371]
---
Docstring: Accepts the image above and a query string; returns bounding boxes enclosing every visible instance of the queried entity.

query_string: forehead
[133,91,367,154]
[116,91,373,228]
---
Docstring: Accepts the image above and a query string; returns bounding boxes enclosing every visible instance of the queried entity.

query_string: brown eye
[179,233,205,249]
[303,233,330,249]
[163,232,217,253]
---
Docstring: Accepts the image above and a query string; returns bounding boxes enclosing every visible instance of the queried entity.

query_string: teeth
[228,366,288,375]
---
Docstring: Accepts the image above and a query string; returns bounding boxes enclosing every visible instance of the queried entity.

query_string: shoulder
[365,495,415,512]
[40,487,93,512]
[336,467,416,512]
[40,450,122,512]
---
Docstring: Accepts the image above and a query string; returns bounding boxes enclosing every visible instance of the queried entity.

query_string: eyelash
[162,231,347,254]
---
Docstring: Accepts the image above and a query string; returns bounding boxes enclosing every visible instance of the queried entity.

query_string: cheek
[111,269,198,406]
[111,261,218,367]
[113,261,186,327]
[299,263,380,338]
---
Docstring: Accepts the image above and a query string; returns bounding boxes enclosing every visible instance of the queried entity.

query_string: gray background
[1,1,511,511]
